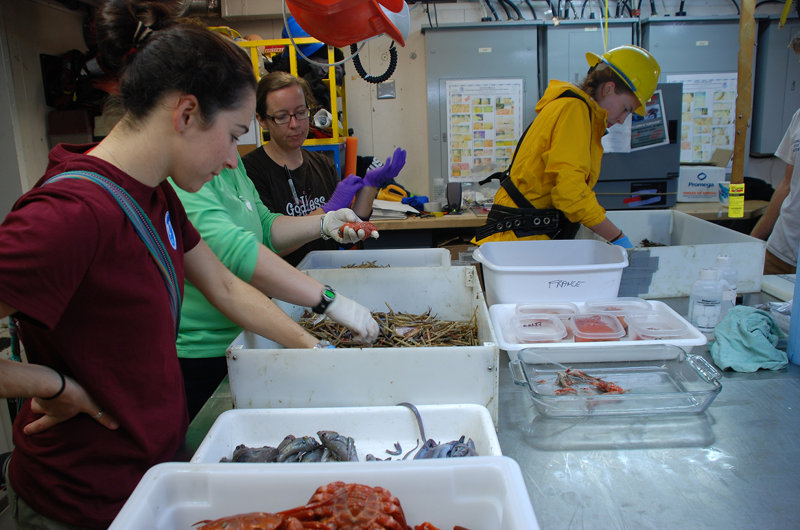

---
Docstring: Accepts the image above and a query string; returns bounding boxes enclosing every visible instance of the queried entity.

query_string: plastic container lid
[626,310,689,340]
[514,314,567,343]
[515,302,579,320]
[583,297,652,315]
[569,313,626,342]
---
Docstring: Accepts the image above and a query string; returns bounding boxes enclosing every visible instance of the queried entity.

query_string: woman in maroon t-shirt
[0,1,371,528]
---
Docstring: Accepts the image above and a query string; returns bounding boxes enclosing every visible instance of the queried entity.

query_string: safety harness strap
[476,90,591,241]
[43,170,181,337]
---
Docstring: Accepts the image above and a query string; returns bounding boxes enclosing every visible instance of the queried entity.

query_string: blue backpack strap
[43,170,181,337]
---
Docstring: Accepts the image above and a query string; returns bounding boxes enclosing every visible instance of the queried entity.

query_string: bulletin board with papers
[445,79,524,183]
[667,72,738,163]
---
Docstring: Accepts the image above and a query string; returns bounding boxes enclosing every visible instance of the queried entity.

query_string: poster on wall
[631,89,670,151]
[445,79,524,183]
[666,72,737,163]
[602,90,669,153]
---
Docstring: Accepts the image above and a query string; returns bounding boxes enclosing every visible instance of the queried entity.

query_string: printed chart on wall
[445,79,524,183]
[666,72,737,163]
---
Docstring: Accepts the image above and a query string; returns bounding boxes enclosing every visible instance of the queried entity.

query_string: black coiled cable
[350,42,398,84]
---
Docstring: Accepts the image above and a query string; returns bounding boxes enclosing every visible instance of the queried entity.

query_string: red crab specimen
[194,511,305,529]
[278,481,409,529]
[339,221,378,239]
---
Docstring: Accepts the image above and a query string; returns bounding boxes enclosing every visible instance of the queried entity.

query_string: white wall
[1,0,87,195]
[0,0,792,205]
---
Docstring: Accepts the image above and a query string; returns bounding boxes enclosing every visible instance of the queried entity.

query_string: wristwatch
[311,285,336,314]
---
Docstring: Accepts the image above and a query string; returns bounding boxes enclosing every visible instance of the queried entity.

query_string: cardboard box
[678,165,727,202]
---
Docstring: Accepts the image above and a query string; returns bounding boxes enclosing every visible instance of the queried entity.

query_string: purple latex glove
[362,147,407,188]
[322,174,365,212]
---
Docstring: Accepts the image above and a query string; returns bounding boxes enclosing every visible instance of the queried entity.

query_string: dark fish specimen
[220,444,279,463]
[299,445,325,462]
[397,402,480,459]
[276,435,320,462]
[318,430,358,461]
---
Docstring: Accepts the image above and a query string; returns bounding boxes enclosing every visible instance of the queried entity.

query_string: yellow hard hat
[586,45,660,116]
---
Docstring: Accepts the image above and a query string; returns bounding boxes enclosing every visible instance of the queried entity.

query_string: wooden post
[729,0,757,218]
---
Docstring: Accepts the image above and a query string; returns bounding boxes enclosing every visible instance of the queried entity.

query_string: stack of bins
[474,240,706,362]
[108,251,542,529]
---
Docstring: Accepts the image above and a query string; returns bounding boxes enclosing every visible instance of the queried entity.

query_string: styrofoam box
[191,405,501,463]
[297,248,450,270]
[109,457,538,530]
[472,240,628,306]
[577,210,766,298]
[490,301,706,361]
[226,266,500,424]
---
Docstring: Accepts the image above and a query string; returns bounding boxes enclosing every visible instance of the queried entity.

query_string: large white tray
[109,458,538,530]
[227,266,500,425]
[191,405,501,463]
[297,248,451,269]
[490,300,706,361]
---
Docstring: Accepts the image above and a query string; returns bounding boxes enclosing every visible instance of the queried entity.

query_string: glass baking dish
[509,345,722,417]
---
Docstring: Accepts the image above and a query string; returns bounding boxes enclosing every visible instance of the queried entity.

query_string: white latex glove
[325,293,379,345]
[320,209,379,244]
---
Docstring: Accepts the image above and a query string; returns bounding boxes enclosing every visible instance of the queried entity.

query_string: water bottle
[715,254,738,318]
[689,267,724,335]
[788,253,800,365]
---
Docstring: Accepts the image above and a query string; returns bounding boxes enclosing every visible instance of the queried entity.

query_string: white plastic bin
[297,248,450,270]
[577,210,766,298]
[226,266,500,424]
[110,457,539,530]
[191,405,501,463]
[473,240,628,306]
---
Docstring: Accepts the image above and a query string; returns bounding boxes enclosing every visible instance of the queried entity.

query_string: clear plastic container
[514,314,567,343]
[716,254,738,317]
[569,313,626,342]
[583,297,652,330]
[626,311,689,340]
[515,301,579,321]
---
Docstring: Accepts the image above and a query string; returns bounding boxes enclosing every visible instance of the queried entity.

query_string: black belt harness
[475,90,589,242]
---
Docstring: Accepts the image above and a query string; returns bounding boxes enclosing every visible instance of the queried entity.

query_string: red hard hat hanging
[285,0,410,47]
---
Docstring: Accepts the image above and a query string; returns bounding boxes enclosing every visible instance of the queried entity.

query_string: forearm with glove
[362,147,407,188]
[320,208,379,243]
[320,289,379,345]
[322,174,365,213]
[351,147,408,218]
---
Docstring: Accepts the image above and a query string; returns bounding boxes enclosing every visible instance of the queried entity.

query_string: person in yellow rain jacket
[474,45,660,248]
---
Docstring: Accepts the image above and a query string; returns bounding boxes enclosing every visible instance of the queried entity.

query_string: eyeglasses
[265,107,310,125]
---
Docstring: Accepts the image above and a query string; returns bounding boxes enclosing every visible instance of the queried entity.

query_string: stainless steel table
[185,295,800,529]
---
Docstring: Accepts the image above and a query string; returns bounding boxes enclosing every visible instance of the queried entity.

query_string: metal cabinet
[543,19,636,87]
[424,23,542,200]
[642,16,743,80]
[751,16,800,156]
